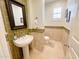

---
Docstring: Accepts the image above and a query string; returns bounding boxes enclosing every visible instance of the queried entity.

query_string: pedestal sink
[13,35,33,59]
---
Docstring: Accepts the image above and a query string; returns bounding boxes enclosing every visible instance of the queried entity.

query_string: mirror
[5,0,27,30]
[11,4,24,26]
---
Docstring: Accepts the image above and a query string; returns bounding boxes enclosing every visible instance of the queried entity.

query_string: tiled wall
[44,27,69,42]
[31,32,45,52]
[31,27,70,55]
[44,27,70,55]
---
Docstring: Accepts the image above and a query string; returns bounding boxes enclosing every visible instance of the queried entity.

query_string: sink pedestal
[13,35,33,59]
[23,45,30,59]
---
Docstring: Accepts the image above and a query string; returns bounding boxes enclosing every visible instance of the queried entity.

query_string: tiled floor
[30,40,66,59]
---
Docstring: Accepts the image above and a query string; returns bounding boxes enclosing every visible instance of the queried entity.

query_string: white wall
[27,0,34,28]
[27,0,45,29]
[67,0,79,58]
[73,0,79,40]
[76,4,79,39]
[45,0,67,26]
[67,0,78,28]
[67,0,79,39]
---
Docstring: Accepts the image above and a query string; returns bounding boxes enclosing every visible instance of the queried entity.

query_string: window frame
[53,7,62,19]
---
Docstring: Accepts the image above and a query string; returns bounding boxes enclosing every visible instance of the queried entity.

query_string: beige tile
[30,40,66,59]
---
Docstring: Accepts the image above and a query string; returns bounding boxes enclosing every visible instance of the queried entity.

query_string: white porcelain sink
[13,35,33,59]
[13,35,33,47]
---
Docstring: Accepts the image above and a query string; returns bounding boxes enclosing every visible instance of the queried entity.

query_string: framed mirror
[5,0,27,30]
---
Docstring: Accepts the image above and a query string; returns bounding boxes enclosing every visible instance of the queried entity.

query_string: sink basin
[13,35,33,47]
[13,35,33,59]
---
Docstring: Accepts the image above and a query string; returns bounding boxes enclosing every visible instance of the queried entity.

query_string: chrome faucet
[13,33,17,40]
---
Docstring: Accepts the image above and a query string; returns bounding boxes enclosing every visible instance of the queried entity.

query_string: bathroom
[0,0,79,59]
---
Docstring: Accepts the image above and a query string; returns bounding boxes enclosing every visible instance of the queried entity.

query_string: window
[53,8,62,18]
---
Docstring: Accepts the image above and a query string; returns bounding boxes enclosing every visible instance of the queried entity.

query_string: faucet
[13,33,17,40]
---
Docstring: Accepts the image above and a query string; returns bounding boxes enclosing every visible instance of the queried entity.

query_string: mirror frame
[5,0,27,30]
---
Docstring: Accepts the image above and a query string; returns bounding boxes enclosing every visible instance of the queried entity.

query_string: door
[0,9,11,59]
